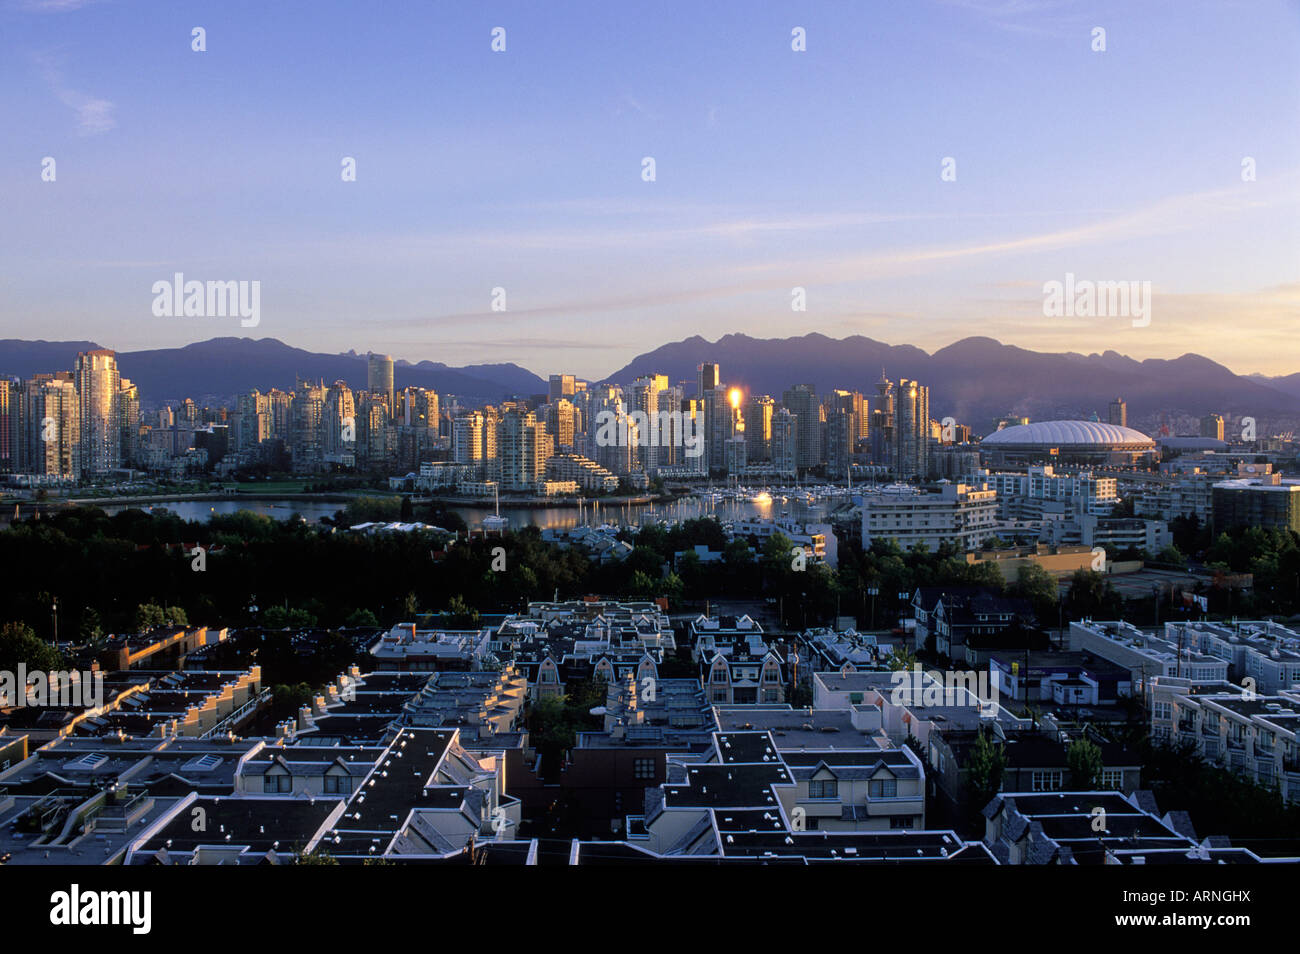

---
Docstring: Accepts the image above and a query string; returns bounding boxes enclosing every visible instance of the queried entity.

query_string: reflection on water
[96,499,346,523]
[92,494,838,530]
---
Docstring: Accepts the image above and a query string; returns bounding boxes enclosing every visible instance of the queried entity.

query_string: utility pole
[51,596,59,647]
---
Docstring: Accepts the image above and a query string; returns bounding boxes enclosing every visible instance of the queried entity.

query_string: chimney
[298,706,314,730]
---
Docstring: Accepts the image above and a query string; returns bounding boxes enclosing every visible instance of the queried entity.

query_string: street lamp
[867,586,879,631]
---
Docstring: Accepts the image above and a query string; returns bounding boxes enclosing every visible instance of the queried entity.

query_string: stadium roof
[981,420,1155,447]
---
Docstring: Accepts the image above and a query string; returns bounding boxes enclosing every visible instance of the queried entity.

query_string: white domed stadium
[979,420,1157,466]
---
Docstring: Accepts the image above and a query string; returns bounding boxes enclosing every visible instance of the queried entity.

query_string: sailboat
[483,484,508,533]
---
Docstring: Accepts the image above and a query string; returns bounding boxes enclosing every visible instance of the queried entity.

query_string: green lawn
[234,480,309,493]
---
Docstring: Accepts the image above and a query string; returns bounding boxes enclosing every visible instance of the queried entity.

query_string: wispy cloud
[938,0,1083,37]
[15,0,103,13]
[33,50,116,135]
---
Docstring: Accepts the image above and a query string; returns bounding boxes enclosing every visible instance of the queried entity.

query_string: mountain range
[0,338,547,405]
[1,334,1297,434]
[606,334,1300,432]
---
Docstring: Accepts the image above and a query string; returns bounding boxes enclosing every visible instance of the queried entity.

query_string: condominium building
[1213,474,1300,533]
[321,380,356,466]
[23,373,80,479]
[1149,677,1300,803]
[860,482,999,552]
[546,453,620,492]
[289,380,325,473]
[770,407,798,477]
[744,394,774,463]
[984,465,1118,519]
[74,349,122,476]
[894,378,930,478]
[1162,620,1300,695]
[782,384,822,469]
[498,406,549,491]
[1068,620,1229,691]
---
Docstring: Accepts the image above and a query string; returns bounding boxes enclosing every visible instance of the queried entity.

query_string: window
[808,779,838,799]
[763,688,780,703]
[633,758,655,780]
[1030,770,1063,792]
[324,774,351,795]
[890,816,915,829]
[1099,769,1123,789]
[869,778,897,799]
[264,773,291,794]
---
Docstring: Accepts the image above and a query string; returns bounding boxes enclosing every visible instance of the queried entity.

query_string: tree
[401,591,419,618]
[344,608,380,628]
[271,682,316,720]
[1156,544,1186,568]
[1064,570,1122,620]
[1066,737,1104,789]
[0,621,64,673]
[79,608,105,645]
[264,606,317,629]
[400,495,414,522]
[886,645,917,672]
[294,848,339,865]
[134,603,166,631]
[443,595,480,628]
[966,727,1007,813]
[1008,562,1059,627]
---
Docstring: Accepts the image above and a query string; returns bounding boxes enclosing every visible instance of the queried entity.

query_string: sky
[1,0,1298,380]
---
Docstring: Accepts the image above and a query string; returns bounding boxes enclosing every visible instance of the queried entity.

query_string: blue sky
[2,0,1298,379]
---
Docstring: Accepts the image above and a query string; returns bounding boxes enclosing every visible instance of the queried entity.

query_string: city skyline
[3,0,1298,377]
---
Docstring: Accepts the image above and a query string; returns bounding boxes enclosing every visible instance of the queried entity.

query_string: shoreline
[11,490,680,512]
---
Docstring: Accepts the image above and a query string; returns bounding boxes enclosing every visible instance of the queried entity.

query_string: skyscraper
[696,362,720,399]
[631,374,669,474]
[118,378,140,468]
[323,380,357,466]
[1201,413,1225,441]
[289,380,325,473]
[367,353,395,418]
[894,378,930,478]
[771,408,798,477]
[25,374,80,479]
[744,394,774,463]
[1108,397,1127,428]
[0,378,17,474]
[871,372,895,467]
[75,349,122,476]
[499,405,548,490]
[781,384,822,470]
[549,374,576,403]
